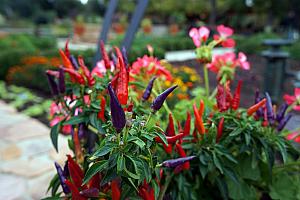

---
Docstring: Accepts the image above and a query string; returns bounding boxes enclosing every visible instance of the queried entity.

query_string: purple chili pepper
[276,103,288,122]
[80,188,99,198]
[162,156,196,168]
[277,113,292,131]
[121,46,129,69]
[63,161,69,177]
[254,89,263,118]
[46,72,59,96]
[142,77,157,101]
[151,85,178,112]
[78,123,87,139]
[69,55,79,70]
[54,162,70,194]
[58,68,65,94]
[265,92,274,124]
[108,83,126,133]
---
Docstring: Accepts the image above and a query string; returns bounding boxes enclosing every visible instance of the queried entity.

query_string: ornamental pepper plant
[45,25,300,200]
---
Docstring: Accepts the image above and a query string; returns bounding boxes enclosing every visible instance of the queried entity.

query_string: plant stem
[158,173,173,200]
[145,113,153,126]
[203,65,210,97]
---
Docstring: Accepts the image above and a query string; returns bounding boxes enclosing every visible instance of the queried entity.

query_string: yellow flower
[190,75,198,82]
[165,80,171,87]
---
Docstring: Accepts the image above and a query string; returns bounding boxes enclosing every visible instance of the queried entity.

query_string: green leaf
[89,112,106,134]
[276,139,287,163]
[216,177,228,200]
[213,152,223,174]
[63,115,86,125]
[90,144,114,160]
[124,155,140,179]
[50,122,61,152]
[83,160,108,185]
[153,129,167,145]
[117,154,125,172]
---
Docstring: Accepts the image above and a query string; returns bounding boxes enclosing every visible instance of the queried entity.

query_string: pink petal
[192,38,201,47]
[217,25,234,38]
[295,88,300,97]
[293,105,300,111]
[240,61,250,70]
[199,26,210,42]
[189,28,199,38]
[238,52,247,62]
[222,38,236,48]
[283,94,296,105]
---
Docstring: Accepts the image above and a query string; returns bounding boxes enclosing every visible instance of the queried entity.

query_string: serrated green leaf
[83,160,108,184]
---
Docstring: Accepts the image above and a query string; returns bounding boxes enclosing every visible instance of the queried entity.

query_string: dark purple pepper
[80,188,99,198]
[54,162,70,194]
[108,83,126,132]
[276,103,288,122]
[142,77,157,101]
[162,156,196,168]
[277,113,292,131]
[63,161,69,177]
[151,85,178,112]
[58,68,65,93]
[78,123,87,139]
[254,89,263,117]
[46,72,59,96]
[69,55,79,70]
[265,92,274,124]
[121,46,129,69]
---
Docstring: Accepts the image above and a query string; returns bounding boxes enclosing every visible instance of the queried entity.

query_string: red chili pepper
[175,144,189,170]
[207,112,214,125]
[78,56,95,87]
[199,99,205,116]
[183,112,191,136]
[87,173,101,190]
[65,39,71,58]
[67,155,85,190]
[231,80,242,110]
[155,133,185,144]
[64,180,86,200]
[73,128,84,164]
[192,130,198,142]
[114,47,124,71]
[166,113,175,136]
[247,98,267,116]
[59,49,74,69]
[97,96,106,121]
[225,81,232,109]
[163,143,172,154]
[115,57,128,105]
[217,117,224,143]
[138,180,155,200]
[111,72,119,90]
[111,179,121,200]
[193,104,205,134]
[100,41,111,69]
[63,68,85,85]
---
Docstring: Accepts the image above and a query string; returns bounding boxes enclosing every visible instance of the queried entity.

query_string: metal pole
[121,0,149,52]
[93,0,119,67]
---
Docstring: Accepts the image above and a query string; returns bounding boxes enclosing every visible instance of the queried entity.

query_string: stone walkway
[0,100,72,200]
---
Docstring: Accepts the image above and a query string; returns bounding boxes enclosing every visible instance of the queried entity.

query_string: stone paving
[0,100,72,200]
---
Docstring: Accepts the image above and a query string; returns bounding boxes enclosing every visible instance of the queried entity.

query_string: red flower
[283,88,300,111]
[286,131,300,143]
[213,25,235,48]
[131,55,172,81]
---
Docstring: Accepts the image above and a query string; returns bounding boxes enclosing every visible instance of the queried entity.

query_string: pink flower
[286,132,300,143]
[92,60,115,77]
[237,52,250,70]
[283,88,300,111]
[131,55,172,81]
[49,116,72,135]
[213,25,235,48]
[189,26,210,47]
[206,52,250,80]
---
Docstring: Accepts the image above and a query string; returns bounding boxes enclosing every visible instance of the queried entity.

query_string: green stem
[209,87,218,100]
[158,173,173,200]
[145,112,153,126]
[203,65,210,97]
